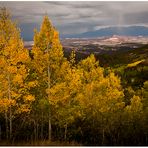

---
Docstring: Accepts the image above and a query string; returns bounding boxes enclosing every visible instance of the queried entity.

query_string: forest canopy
[0,7,148,146]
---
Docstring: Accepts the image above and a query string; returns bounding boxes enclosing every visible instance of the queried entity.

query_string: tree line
[0,8,148,145]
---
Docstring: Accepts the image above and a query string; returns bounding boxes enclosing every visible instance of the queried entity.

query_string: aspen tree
[0,8,34,139]
[77,54,124,144]
[0,7,34,140]
[32,16,64,141]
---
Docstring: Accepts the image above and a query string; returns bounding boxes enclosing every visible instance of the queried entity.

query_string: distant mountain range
[23,25,148,41]
[61,26,148,38]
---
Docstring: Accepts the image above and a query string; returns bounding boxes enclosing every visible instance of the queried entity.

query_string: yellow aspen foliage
[31,15,65,103]
[125,95,143,113]
[124,95,143,125]
[17,104,30,114]
[77,54,124,116]
[27,80,38,88]
[0,98,16,112]
[78,54,104,83]
[0,8,34,117]
[69,50,76,67]
[32,15,66,95]
[47,58,83,131]
[142,81,148,110]
[31,15,66,141]
[23,95,35,102]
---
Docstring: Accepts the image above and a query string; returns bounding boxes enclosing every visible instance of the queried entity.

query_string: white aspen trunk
[34,120,37,141]
[36,119,39,140]
[9,106,12,140]
[41,111,43,140]
[47,63,51,141]
[8,74,12,140]
[5,111,8,140]
[48,116,51,141]
[101,114,105,145]
[64,124,67,141]
[102,128,105,145]
[47,44,52,141]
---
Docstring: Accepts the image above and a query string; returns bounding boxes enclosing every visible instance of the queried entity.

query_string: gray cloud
[124,11,148,25]
[1,1,148,40]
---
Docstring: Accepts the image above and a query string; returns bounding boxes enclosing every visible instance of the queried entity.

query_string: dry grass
[0,140,82,146]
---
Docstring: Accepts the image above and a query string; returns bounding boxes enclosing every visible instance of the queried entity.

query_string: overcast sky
[1,1,148,40]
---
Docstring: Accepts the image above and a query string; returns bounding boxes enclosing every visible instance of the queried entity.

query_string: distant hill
[64,43,148,88]
[62,26,148,38]
[22,26,148,41]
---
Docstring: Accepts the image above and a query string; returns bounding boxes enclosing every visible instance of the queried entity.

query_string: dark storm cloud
[1,1,148,39]
[19,22,40,41]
